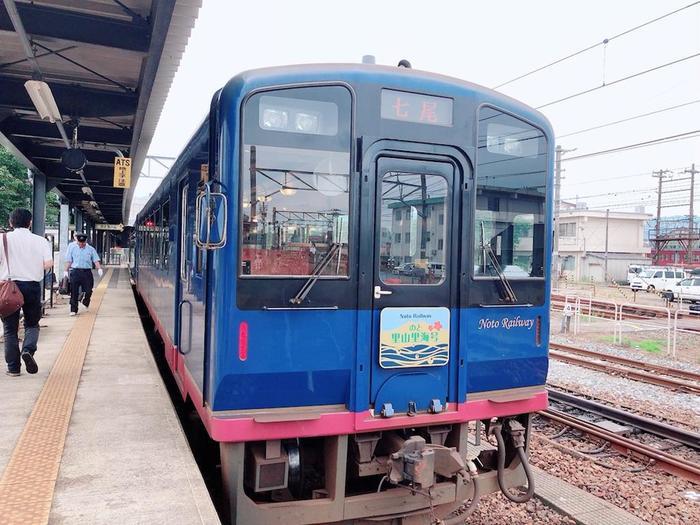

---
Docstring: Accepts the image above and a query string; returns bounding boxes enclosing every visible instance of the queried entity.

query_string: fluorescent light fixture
[24,80,62,123]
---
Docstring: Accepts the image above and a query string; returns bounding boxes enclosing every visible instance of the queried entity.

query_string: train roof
[136,63,553,224]
[224,63,552,130]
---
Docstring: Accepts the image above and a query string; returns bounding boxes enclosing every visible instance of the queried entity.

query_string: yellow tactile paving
[0,270,112,525]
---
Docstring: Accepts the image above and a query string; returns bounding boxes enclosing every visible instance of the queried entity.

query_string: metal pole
[685,163,697,264]
[652,170,671,264]
[2,0,41,75]
[604,209,609,281]
[31,170,46,236]
[554,146,562,277]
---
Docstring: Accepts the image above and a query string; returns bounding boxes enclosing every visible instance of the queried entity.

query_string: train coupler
[387,435,470,489]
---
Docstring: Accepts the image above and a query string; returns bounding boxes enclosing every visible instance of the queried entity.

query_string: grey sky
[134,0,700,219]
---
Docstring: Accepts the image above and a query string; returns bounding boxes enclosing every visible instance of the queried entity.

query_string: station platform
[0,268,220,525]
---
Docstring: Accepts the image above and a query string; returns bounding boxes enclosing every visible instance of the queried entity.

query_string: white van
[627,264,644,284]
[630,267,685,292]
[664,277,700,303]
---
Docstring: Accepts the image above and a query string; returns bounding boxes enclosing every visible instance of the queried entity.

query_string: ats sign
[113,157,132,188]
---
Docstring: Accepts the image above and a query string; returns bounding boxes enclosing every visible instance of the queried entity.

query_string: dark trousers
[70,268,94,313]
[2,280,42,373]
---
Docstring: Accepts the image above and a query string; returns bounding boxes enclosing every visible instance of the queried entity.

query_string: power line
[562,167,690,186]
[560,130,700,162]
[557,99,700,139]
[492,1,700,89]
[565,179,692,199]
[563,187,658,200]
[582,196,700,210]
[536,52,700,110]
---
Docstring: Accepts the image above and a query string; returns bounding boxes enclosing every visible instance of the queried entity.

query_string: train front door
[369,156,458,416]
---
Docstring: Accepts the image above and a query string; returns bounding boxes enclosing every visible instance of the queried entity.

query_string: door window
[379,172,448,285]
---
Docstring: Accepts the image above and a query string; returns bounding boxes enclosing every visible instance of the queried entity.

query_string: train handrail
[194,180,228,250]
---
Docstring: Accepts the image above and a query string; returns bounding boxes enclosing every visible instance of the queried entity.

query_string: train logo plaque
[379,307,450,369]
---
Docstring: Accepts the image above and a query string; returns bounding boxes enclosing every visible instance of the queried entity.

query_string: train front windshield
[238,83,547,305]
[240,86,352,278]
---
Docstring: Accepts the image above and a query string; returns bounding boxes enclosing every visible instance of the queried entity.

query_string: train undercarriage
[220,414,534,524]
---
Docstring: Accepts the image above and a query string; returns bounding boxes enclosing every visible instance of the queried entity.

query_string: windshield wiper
[480,222,517,303]
[289,243,342,304]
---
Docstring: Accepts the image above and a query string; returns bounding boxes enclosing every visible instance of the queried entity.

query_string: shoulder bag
[0,232,24,318]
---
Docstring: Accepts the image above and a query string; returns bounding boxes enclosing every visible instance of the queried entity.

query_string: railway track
[550,342,700,384]
[539,391,700,483]
[547,389,700,450]
[549,344,700,394]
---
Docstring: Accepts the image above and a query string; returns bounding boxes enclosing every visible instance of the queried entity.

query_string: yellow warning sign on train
[113,157,132,188]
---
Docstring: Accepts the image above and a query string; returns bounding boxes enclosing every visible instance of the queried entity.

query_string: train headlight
[262,108,289,130]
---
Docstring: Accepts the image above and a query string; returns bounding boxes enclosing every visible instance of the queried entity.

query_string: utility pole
[652,169,672,264]
[604,208,610,281]
[553,145,575,279]
[685,163,698,264]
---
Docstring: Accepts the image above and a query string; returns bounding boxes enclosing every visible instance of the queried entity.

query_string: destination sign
[381,89,453,127]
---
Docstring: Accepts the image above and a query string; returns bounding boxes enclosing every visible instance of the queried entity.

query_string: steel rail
[549,350,700,394]
[547,389,700,450]
[539,409,700,483]
[550,343,700,383]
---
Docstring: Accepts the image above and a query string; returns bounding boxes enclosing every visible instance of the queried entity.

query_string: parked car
[392,263,414,275]
[664,277,700,303]
[630,267,685,292]
[427,262,445,279]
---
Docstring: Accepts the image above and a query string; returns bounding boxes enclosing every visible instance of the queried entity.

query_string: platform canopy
[0,0,201,224]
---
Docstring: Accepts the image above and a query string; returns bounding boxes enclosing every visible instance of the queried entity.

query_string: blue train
[134,62,552,524]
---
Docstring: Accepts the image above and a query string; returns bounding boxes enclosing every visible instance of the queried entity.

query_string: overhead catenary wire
[563,167,691,186]
[583,197,700,210]
[557,99,700,139]
[492,1,700,89]
[564,178,692,199]
[536,52,700,110]
[560,130,700,162]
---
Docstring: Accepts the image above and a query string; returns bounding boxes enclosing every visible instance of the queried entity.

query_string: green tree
[0,147,31,227]
[46,190,60,227]
[0,146,61,228]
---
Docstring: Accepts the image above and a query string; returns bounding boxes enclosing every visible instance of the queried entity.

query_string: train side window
[240,85,352,278]
[147,214,155,266]
[474,107,547,281]
[162,200,170,271]
[154,207,162,268]
[179,185,189,280]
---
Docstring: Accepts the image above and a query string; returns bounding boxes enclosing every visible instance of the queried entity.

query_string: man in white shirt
[0,208,53,376]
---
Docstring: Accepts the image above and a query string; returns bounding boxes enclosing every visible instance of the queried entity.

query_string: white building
[558,204,650,282]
